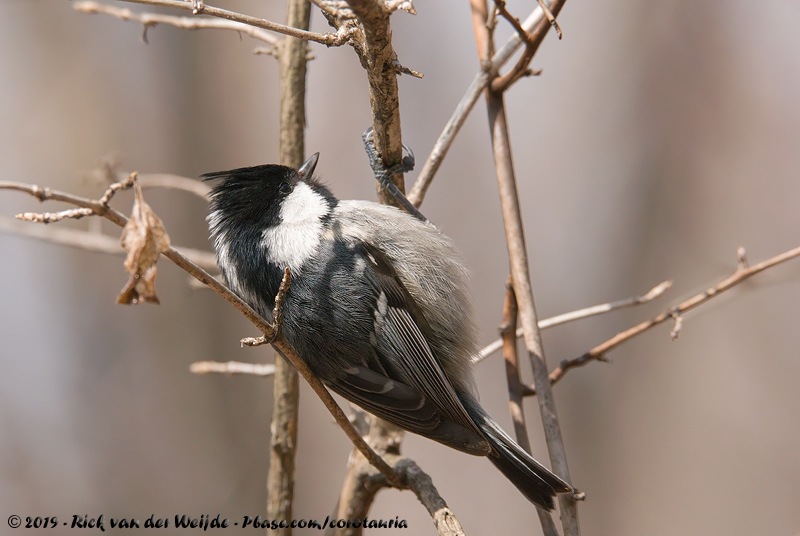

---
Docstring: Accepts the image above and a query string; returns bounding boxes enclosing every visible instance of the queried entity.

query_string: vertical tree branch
[266,0,311,532]
[470,0,579,533]
[487,91,580,535]
[344,0,406,205]
[470,0,578,536]
[500,281,559,536]
[328,1,416,527]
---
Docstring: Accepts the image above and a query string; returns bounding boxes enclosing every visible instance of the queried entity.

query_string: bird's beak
[298,153,320,179]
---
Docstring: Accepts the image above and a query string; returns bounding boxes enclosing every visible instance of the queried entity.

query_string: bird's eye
[279,182,293,195]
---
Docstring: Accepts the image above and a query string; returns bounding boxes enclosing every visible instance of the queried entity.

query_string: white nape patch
[261,182,329,271]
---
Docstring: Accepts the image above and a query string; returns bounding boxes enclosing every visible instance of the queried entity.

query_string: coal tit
[204,153,573,509]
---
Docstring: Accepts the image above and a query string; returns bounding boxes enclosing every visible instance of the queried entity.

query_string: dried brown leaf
[117,177,171,304]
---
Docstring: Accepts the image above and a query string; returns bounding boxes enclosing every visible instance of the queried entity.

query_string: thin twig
[495,0,529,43]
[112,0,353,46]
[85,162,211,200]
[240,268,292,347]
[487,94,579,533]
[0,180,129,227]
[74,1,280,50]
[190,361,276,376]
[475,279,672,362]
[546,245,800,387]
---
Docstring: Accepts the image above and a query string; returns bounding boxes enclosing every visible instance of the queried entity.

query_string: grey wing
[354,242,488,452]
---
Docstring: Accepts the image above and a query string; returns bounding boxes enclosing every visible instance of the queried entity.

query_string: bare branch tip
[392,59,424,78]
[16,207,94,224]
[432,507,465,536]
[596,353,611,363]
[99,171,137,207]
[669,311,683,340]
[240,268,291,348]
[387,0,416,15]
[642,280,673,301]
[253,46,280,58]
[737,246,749,269]
[240,335,268,347]
[537,0,562,39]
[190,360,276,376]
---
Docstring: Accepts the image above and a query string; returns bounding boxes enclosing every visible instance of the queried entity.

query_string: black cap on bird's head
[202,153,331,231]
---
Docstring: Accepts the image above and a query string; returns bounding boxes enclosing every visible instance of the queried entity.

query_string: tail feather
[464,399,573,510]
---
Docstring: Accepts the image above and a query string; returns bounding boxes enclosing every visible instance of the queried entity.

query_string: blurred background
[1,1,799,534]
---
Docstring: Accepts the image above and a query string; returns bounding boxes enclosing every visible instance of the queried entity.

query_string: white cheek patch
[261,182,329,272]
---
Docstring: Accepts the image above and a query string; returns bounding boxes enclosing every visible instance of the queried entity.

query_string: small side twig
[669,311,683,340]
[536,0,562,39]
[241,268,292,347]
[98,171,137,205]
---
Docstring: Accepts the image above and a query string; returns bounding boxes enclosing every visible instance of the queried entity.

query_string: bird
[203,152,573,510]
